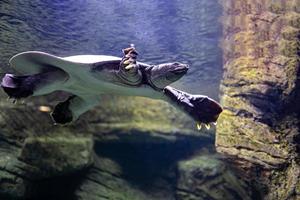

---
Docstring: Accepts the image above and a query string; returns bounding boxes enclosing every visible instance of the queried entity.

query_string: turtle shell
[9,51,121,75]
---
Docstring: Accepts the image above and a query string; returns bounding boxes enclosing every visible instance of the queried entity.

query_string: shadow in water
[20,134,214,200]
[94,133,214,188]
[22,169,89,200]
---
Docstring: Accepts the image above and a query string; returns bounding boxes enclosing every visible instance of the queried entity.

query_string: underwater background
[0,0,299,200]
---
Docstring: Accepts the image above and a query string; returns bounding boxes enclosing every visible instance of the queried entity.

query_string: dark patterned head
[148,62,189,90]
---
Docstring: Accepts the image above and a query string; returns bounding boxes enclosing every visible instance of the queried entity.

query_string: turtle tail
[1,74,35,99]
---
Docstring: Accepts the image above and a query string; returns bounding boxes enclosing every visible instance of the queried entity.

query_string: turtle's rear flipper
[1,74,34,99]
[51,95,100,124]
[163,86,223,124]
[2,70,67,99]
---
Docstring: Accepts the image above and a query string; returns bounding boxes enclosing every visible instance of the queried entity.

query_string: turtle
[1,46,222,130]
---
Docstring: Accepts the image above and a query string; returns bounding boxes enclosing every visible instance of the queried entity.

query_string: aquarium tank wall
[0,0,299,200]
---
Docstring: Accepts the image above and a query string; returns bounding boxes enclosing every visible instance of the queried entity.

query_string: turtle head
[148,62,189,90]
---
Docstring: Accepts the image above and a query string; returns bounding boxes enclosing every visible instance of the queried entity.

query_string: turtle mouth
[170,64,189,75]
[166,65,189,82]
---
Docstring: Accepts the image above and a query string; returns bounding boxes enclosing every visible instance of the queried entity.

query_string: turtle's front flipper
[116,45,142,86]
[163,86,223,127]
[51,95,100,124]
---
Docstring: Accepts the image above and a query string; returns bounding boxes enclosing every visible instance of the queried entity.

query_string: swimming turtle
[1,46,222,130]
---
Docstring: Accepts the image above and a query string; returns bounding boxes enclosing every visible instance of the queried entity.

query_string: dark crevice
[23,168,90,200]
[93,134,214,193]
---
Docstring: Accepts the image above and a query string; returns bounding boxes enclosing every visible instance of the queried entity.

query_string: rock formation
[217,0,300,199]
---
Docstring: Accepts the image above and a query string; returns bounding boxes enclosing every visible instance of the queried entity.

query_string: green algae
[269,3,286,14]
[218,1,300,199]
[177,155,252,200]
[293,1,300,13]
[87,95,196,134]
[283,58,300,96]
[268,161,300,199]
[286,13,300,28]
[19,135,94,178]
[269,1,300,15]
[282,27,300,40]
[279,39,300,58]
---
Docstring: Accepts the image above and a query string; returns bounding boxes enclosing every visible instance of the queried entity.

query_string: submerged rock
[74,136,250,200]
[19,136,94,178]
[176,156,252,200]
[0,134,93,199]
[0,154,27,199]
[75,132,214,200]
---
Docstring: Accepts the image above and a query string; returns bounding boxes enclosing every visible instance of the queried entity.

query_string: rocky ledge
[0,94,253,200]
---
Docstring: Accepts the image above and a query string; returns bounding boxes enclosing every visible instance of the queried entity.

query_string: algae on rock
[176,156,252,200]
[19,135,94,178]
[217,0,300,199]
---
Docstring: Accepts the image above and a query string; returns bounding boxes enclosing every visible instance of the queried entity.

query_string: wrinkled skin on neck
[117,46,189,90]
[142,62,189,90]
[117,64,143,86]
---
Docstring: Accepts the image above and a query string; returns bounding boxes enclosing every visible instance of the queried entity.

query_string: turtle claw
[121,45,139,71]
[205,123,210,130]
[117,45,142,85]
[196,121,218,131]
[125,64,136,70]
[123,60,131,65]
[122,46,138,56]
[196,122,202,130]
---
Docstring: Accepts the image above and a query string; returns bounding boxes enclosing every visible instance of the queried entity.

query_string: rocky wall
[216,0,300,199]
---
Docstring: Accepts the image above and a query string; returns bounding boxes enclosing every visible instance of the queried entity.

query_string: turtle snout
[171,63,189,75]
